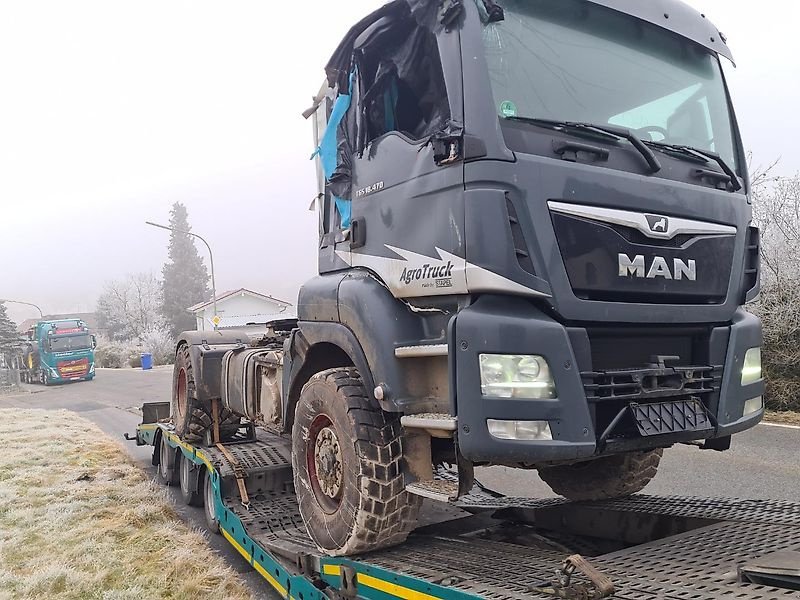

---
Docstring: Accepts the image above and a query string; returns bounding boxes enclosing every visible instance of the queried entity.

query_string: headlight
[741,347,762,385]
[479,354,556,399]
[743,396,764,417]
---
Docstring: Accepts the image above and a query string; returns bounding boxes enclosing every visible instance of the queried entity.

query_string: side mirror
[91,335,97,350]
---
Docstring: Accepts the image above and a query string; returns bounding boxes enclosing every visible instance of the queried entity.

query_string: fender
[283,321,377,427]
[175,329,251,403]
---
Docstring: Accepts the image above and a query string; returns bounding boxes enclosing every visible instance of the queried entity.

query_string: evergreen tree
[161,203,211,336]
[0,302,19,354]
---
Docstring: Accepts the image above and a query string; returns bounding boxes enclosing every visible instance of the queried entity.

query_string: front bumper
[452,296,764,465]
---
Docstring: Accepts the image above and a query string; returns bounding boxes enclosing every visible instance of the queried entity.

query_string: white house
[188,289,294,335]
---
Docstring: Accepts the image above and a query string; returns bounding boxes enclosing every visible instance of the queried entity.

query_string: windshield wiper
[645,141,742,192]
[504,117,662,173]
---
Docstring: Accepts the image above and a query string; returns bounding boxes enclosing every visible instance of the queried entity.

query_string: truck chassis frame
[134,404,800,600]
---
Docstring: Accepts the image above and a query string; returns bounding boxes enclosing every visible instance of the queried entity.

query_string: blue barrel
[141,353,153,370]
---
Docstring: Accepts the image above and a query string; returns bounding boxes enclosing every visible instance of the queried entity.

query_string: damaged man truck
[134,1,792,598]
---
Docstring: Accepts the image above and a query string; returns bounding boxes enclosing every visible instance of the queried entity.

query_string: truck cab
[23,319,97,384]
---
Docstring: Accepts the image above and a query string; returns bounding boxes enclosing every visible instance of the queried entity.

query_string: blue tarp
[312,70,356,228]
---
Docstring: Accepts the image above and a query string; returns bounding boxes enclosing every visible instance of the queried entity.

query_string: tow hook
[533,554,615,599]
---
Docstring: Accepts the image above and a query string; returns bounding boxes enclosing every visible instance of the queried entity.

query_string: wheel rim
[159,438,170,479]
[176,368,188,418]
[306,415,344,514]
[205,473,216,522]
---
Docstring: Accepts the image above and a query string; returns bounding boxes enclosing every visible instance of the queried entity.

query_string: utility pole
[0,299,44,319]
[145,221,218,329]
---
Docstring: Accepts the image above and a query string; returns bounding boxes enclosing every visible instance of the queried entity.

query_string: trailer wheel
[203,469,220,535]
[156,435,178,487]
[179,453,203,507]
[292,368,421,556]
[538,449,663,501]
[172,344,241,444]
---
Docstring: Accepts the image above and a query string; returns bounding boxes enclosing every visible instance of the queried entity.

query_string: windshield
[48,335,92,353]
[483,0,739,170]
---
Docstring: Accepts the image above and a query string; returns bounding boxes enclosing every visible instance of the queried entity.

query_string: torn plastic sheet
[358,24,450,152]
[312,70,357,228]
[475,0,504,23]
[325,0,464,91]
[315,0,460,229]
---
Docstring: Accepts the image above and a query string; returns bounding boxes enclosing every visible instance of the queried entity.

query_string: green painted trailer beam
[143,423,462,600]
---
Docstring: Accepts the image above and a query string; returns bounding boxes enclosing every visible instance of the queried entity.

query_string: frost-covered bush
[94,340,129,369]
[138,327,175,366]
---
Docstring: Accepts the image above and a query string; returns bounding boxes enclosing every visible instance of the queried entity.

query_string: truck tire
[538,449,663,501]
[172,344,241,444]
[156,434,179,487]
[292,368,421,556]
[203,469,220,534]
[179,452,203,507]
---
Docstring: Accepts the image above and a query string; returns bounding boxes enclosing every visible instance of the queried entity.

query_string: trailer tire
[172,344,241,444]
[202,469,220,534]
[292,368,421,556]
[156,434,178,487]
[538,449,663,501]
[179,453,203,507]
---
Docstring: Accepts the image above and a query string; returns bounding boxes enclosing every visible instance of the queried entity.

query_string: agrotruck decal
[336,245,549,299]
[401,261,455,287]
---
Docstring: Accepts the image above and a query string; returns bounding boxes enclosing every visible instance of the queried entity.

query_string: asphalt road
[1,367,798,596]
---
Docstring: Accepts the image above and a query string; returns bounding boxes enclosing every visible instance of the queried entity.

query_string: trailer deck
[135,411,800,600]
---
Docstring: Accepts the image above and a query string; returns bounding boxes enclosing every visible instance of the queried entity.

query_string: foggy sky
[1,0,798,324]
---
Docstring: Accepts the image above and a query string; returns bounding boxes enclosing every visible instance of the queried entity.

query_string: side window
[359,24,450,147]
[312,17,451,233]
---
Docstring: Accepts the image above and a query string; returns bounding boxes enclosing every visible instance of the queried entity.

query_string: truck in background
[21,319,97,385]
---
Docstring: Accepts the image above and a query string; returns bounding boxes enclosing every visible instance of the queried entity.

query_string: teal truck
[21,319,96,385]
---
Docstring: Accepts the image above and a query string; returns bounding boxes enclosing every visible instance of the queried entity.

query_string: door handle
[351,218,367,249]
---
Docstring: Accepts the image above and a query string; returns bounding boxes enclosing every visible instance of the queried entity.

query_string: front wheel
[538,449,663,501]
[292,368,421,556]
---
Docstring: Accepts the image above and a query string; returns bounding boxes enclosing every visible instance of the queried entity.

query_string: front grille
[582,365,720,403]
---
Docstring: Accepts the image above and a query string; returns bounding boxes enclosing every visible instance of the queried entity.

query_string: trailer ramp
[137,419,800,600]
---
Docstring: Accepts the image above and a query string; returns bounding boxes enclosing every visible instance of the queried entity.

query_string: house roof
[187,288,293,313]
[17,312,101,334]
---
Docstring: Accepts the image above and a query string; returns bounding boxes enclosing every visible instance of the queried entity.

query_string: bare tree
[96,273,165,341]
[749,167,800,411]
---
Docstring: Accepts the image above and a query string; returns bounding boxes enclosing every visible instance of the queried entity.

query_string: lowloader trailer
[132,408,800,600]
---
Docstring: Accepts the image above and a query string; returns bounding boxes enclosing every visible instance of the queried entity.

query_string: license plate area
[630,399,712,437]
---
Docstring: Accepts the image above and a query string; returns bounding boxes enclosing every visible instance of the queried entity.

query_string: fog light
[487,420,553,441]
[743,396,764,417]
[479,354,556,399]
[741,347,762,385]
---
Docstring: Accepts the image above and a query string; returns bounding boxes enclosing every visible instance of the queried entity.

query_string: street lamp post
[145,221,218,329]
[0,299,44,319]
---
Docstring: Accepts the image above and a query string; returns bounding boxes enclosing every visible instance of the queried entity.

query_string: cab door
[345,15,466,300]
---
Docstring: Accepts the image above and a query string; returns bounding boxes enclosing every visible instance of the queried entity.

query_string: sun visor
[584,0,734,64]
